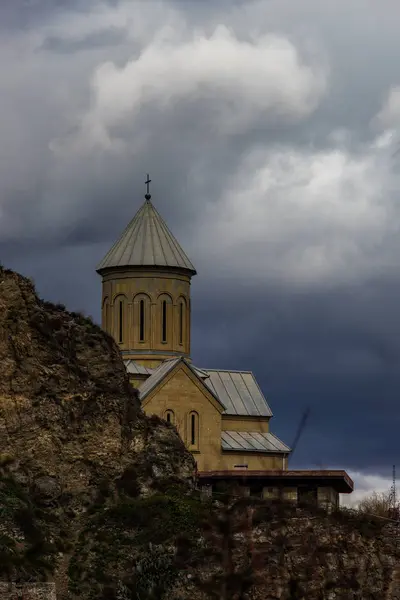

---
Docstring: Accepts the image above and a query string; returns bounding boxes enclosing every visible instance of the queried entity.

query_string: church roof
[221,431,290,453]
[96,197,197,274]
[138,357,226,411]
[125,359,154,376]
[203,369,273,417]
[125,359,272,417]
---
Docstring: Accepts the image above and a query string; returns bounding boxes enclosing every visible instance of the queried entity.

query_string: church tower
[96,178,197,368]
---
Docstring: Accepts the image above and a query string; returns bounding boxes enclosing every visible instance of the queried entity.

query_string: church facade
[96,185,353,508]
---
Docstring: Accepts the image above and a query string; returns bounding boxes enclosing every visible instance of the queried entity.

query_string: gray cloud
[41,26,128,54]
[2,0,400,493]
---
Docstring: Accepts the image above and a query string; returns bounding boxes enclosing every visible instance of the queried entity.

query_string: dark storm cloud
[191,273,400,473]
[2,0,400,502]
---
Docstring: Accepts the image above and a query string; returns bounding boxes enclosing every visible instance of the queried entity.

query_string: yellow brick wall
[142,363,224,471]
[219,453,285,470]
[221,415,270,433]
[100,268,192,364]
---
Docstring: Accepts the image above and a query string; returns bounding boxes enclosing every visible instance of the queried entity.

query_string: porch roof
[197,469,353,494]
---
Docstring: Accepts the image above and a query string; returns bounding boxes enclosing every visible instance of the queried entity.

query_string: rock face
[1,266,400,600]
[0,267,195,596]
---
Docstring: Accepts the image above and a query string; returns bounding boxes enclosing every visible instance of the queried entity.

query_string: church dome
[96,196,196,275]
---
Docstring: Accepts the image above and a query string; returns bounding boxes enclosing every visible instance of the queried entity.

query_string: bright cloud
[197,133,400,287]
[341,471,393,508]
[57,24,326,152]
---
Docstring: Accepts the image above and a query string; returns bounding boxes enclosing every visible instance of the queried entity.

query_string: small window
[119,300,123,343]
[161,300,167,342]
[139,300,145,341]
[165,410,174,424]
[189,411,199,448]
[234,464,248,469]
[179,301,184,345]
[191,413,196,445]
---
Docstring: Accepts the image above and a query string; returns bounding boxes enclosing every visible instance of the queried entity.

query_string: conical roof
[96,198,197,275]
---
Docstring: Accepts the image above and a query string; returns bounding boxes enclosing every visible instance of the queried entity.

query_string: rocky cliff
[1,266,400,600]
[0,267,195,597]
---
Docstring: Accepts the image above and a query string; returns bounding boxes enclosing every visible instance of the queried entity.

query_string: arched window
[179,301,184,345]
[113,295,127,344]
[139,299,145,342]
[106,303,110,332]
[191,413,196,445]
[119,300,123,343]
[133,293,151,344]
[188,411,199,449]
[162,300,167,342]
[158,294,172,345]
[165,409,175,424]
[102,297,109,331]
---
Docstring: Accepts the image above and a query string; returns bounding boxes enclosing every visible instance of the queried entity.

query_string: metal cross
[145,174,151,195]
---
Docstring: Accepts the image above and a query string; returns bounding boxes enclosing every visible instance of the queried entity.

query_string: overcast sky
[2,0,400,505]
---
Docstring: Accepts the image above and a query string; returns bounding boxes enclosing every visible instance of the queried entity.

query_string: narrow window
[179,301,184,345]
[191,413,196,445]
[119,300,123,343]
[165,410,174,424]
[139,299,145,341]
[105,303,110,331]
[162,300,167,342]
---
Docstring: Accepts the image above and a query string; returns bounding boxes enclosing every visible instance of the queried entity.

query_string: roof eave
[96,264,197,277]
[197,469,354,494]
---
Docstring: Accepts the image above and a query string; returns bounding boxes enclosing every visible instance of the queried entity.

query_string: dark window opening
[119,301,123,343]
[165,410,174,424]
[179,302,184,345]
[139,300,145,341]
[162,300,167,342]
[191,413,196,445]
[234,464,248,469]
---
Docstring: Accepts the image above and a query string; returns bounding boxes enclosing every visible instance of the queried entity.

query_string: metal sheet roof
[191,365,209,378]
[124,360,155,376]
[123,360,272,417]
[203,370,272,417]
[221,431,290,453]
[96,198,196,274]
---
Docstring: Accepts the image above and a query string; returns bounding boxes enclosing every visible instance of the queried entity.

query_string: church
[96,180,353,509]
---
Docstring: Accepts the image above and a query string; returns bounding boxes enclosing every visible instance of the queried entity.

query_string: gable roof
[123,360,272,417]
[96,198,197,274]
[221,431,290,453]
[137,357,224,411]
[202,370,273,417]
